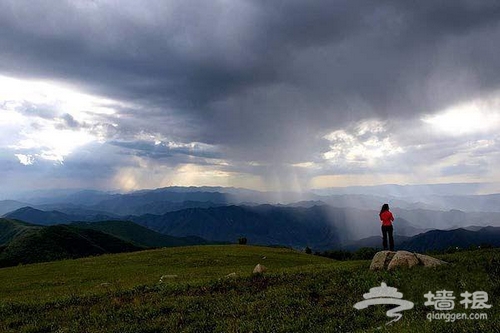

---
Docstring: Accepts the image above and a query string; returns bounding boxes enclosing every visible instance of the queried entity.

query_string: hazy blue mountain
[93,200,227,216]
[0,200,30,216]
[460,225,488,232]
[128,204,426,248]
[88,191,235,215]
[3,204,458,248]
[16,187,238,209]
[12,186,324,212]
[342,235,412,251]
[72,220,208,248]
[5,200,499,251]
[11,184,500,215]
[312,183,485,197]
[393,218,432,237]
[4,207,120,225]
[127,204,427,249]
[4,207,74,225]
[334,226,500,252]
[131,205,342,250]
[16,189,117,206]
[398,227,500,252]
[282,201,328,208]
[316,194,439,211]
[417,194,500,213]
[392,208,500,229]
[34,203,123,218]
[311,183,500,212]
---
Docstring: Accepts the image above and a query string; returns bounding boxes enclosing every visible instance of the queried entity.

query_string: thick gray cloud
[1,0,500,191]
[109,140,220,159]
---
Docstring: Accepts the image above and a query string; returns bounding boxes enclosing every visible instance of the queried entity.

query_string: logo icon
[354,282,414,325]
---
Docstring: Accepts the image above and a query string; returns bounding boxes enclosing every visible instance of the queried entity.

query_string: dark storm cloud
[109,140,220,159]
[1,1,498,112]
[1,0,500,188]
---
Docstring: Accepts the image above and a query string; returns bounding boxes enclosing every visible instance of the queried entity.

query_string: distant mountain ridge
[3,207,120,225]
[342,226,500,253]
[342,235,412,251]
[7,203,500,250]
[398,226,500,252]
[9,185,500,216]
[4,185,500,252]
[0,200,30,216]
[128,204,408,249]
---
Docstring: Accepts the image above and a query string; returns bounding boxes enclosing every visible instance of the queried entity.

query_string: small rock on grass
[253,264,267,274]
[159,274,178,282]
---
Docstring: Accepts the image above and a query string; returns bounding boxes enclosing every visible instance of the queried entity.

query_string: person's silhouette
[379,203,394,251]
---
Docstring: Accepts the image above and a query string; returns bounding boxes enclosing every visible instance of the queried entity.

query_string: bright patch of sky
[0,75,121,164]
[422,96,500,136]
[323,120,404,168]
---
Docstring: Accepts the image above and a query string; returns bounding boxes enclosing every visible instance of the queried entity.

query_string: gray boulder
[369,251,396,270]
[387,251,420,270]
[370,251,446,270]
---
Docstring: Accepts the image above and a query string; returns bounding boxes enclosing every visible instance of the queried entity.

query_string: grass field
[0,245,499,332]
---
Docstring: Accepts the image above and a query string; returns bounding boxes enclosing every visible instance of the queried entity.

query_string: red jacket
[380,210,394,226]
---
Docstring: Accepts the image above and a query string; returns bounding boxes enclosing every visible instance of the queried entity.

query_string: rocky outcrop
[370,251,446,270]
[369,251,396,270]
[253,263,267,274]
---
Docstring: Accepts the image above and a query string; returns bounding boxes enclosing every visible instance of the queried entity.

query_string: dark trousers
[382,225,394,251]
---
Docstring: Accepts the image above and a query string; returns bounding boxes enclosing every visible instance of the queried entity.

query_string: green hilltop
[0,244,498,332]
[0,218,41,246]
[71,220,208,248]
[0,219,210,268]
[0,223,142,267]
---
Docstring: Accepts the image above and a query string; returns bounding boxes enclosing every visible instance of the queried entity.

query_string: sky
[1,0,500,195]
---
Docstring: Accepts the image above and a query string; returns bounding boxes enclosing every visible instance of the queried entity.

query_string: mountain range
[0,200,30,216]
[10,184,500,213]
[397,226,500,252]
[5,203,500,251]
[1,185,500,266]
[2,216,499,268]
[343,226,500,252]
[5,205,429,248]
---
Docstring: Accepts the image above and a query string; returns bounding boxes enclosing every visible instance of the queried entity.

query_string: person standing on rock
[379,204,395,251]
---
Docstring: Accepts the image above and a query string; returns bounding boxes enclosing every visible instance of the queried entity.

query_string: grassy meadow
[0,245,499,332]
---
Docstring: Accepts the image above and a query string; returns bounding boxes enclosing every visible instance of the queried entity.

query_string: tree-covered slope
[0,225,142,267]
